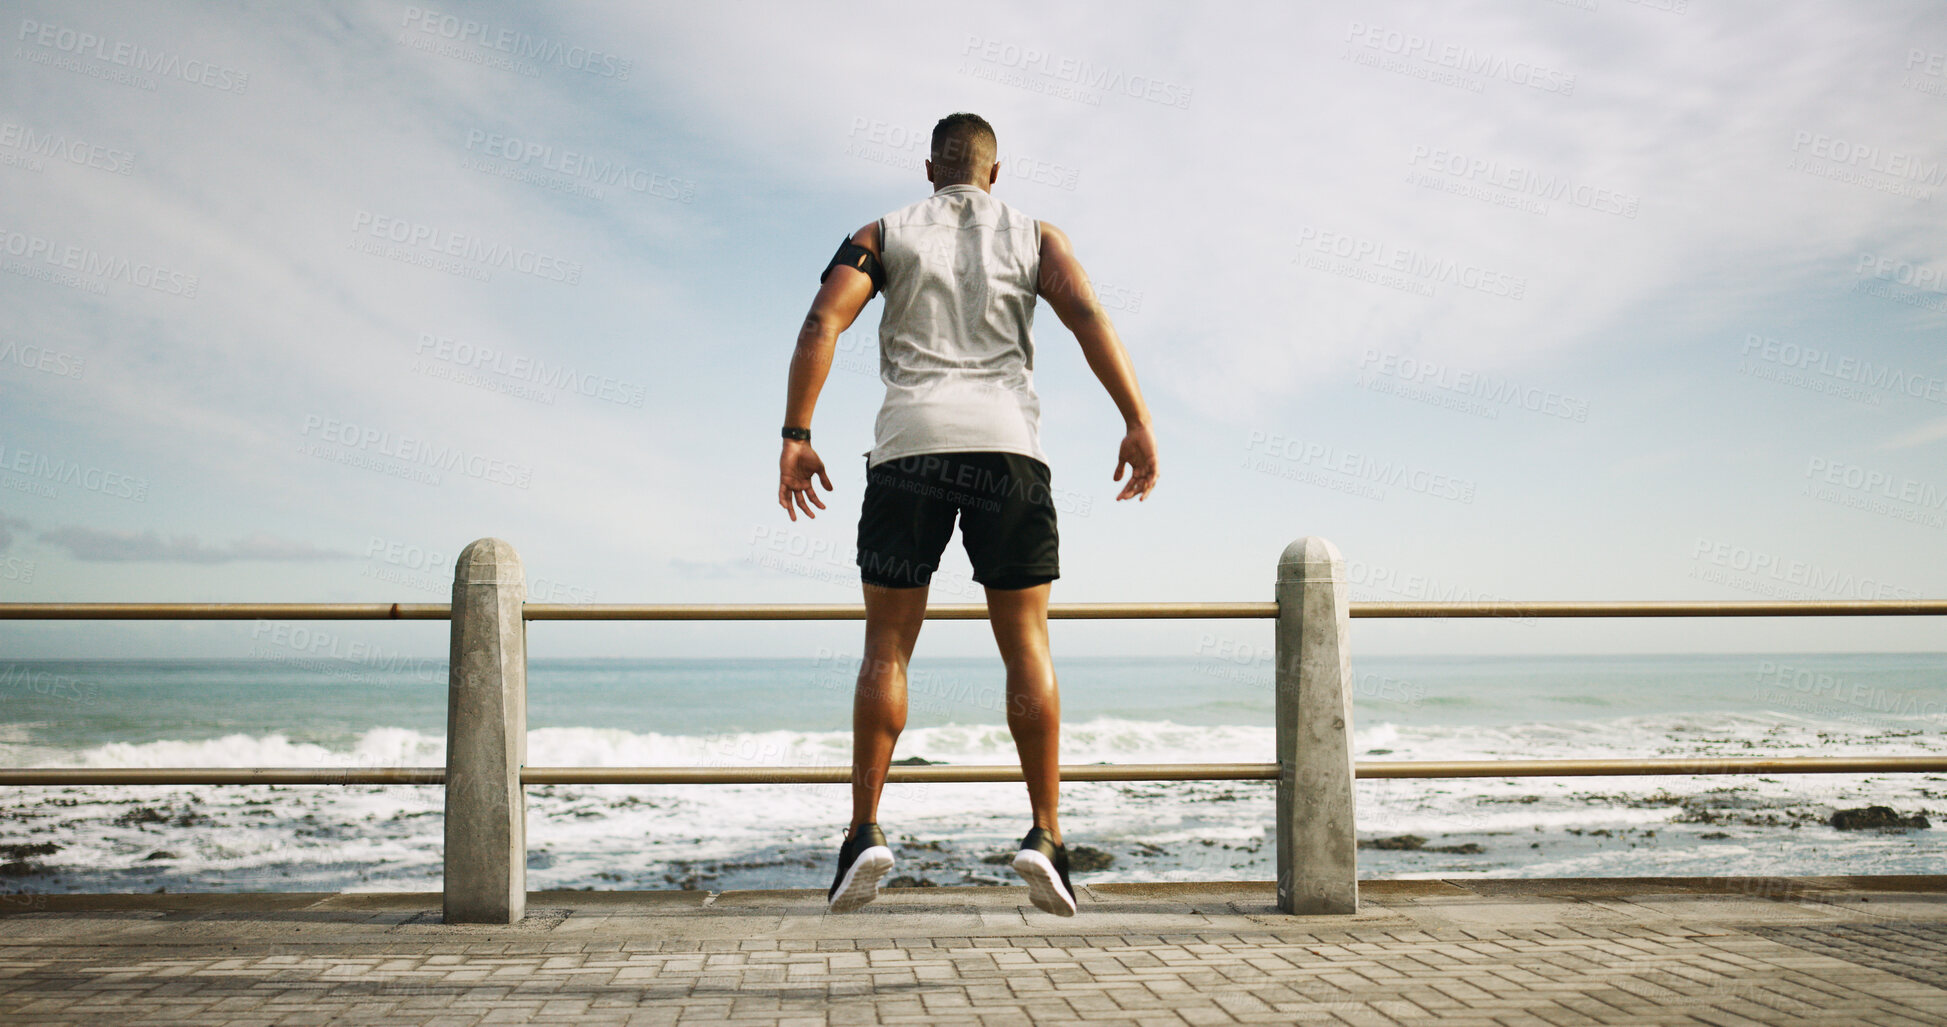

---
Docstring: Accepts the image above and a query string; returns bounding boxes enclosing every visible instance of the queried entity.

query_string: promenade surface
[2,876,1944,1026]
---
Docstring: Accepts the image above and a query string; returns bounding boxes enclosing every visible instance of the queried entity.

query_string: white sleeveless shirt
[865,183,1047,468]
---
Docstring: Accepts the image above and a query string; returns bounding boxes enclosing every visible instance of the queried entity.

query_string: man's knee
[998,646,1055,683]
[857,650,906,683]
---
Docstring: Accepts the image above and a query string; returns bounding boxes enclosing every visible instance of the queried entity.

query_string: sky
[0,0,1943,662]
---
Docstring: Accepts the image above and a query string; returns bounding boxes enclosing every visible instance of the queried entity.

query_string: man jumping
[777,112,1158,916]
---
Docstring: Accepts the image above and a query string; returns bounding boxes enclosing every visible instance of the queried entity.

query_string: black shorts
[856,451,1059,590]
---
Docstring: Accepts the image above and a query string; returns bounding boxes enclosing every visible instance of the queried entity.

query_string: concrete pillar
[1274,536,1358,914]
[443,538,527,924]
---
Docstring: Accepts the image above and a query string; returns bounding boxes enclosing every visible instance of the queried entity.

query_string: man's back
[777,111,1156,917]
[869,184,1046,468]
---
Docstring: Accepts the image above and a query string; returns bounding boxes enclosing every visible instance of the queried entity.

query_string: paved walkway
[2,876,1944,1025]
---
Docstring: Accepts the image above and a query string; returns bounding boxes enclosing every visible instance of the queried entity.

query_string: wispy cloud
[38,528,357,564]
[0,514,29,552]
[1,0,1941,657]
[1879,416,1947,451]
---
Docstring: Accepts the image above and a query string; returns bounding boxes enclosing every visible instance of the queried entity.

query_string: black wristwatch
[781,426,811,442]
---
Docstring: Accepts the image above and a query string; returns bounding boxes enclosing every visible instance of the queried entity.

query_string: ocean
[1,653,1942,894]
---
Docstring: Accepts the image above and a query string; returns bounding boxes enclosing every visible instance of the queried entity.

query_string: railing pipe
[7,599,1946,620]
[1352,600,1947,618]
[5,755,1946,787]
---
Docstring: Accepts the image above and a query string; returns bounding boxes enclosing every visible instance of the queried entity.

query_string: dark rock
[1829,806,1931,831]
[0,861,40,877]
[144,851,181,861]
[981,851,1013,865]
[885,875,936,888]
[0,843,57,860]
[114,807,171,827]
[1068,846,1113,873]
[1360,834,1427,851]
[1359,835,1481,854]
[892,756,936,766]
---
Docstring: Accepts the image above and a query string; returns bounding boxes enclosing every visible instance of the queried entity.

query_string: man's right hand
[779,439,832,521]
[1113,423,1158,501]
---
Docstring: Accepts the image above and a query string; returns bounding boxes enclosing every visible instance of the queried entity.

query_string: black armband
[821,237,885,294]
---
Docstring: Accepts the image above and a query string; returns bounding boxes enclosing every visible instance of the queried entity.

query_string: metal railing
[7,754,1940,787]
[3,535,1943,923]
[11,599,1947,620]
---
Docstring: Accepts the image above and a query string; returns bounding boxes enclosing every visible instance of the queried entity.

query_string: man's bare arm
[1037,221,1158,501]
[779,222,879,520]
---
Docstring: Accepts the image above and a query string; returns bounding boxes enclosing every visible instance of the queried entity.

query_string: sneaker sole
[827,846,894,914]
[1011,849,1077,916]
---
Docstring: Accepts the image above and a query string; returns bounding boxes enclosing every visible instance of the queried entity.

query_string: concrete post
[1274,536,1358,914]
[443,538,528,924]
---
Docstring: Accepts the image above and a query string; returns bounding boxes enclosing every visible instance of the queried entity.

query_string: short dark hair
[930,112,997,180]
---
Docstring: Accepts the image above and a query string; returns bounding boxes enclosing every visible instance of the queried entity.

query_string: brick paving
[1,877,1943,1025]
